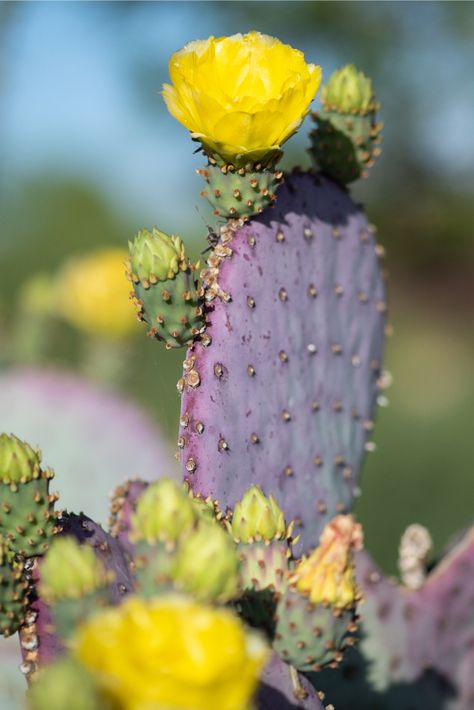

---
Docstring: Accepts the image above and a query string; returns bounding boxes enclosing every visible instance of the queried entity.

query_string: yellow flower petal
[163,32,322,163]
[74,595,268,710]
[291,515,363,608]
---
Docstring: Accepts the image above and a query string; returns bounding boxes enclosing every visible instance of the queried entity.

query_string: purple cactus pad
[180,171,386,552]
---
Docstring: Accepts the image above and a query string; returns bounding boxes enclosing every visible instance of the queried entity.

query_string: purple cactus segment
[258,653,325,709]
[180,171,386,552]
[109,479,149,556]
[356,525,474,692]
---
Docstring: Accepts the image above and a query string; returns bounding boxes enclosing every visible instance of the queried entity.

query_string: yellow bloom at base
[56,248,138,339]
[74,595,268,710]
[163,32,321,165]
[291,514,363,608]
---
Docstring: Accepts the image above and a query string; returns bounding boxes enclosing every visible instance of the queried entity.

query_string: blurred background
[0,0,473,576]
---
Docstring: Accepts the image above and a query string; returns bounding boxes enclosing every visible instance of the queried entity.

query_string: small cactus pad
[273,585,356,673]
[238,539,290,594]
[354,525,474,694]
[198,163,283,220]
[0,542,29,637]
[310,65,381,184]
[0,434,59,556]
[258,652,325,709]
[129,228,206,349]
[179,172,386,553]
[28,658,105,710]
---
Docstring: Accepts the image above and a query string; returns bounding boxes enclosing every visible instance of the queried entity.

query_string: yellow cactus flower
[291,514,363,608]
[75,595,268,710]
[163,32,321,165]
[56,248,138,339]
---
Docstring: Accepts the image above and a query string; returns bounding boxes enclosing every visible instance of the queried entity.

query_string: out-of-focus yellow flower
[75,595,268,710]
[291,515,363,608]
[163,32,321,165]
[56,248,137,339]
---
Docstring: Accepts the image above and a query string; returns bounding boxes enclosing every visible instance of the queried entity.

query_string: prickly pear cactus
[179,171,386,553]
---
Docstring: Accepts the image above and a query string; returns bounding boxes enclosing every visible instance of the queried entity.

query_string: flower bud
[131,479,196,544]
[231,485,286,542]
[129,228,185,285]
[0,434,41,485]
[321,64,375,115]
[172,521,239,602]
[39,537,109,603]
[291,514,363,608]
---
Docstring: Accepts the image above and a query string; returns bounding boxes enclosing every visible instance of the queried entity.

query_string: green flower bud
[39,538,109,603]
[129,227,185,285]
[188,491,220,525]
[231,485,286,543]
[172,521,239,602]
[131,479,196,544]
[28,659,110,710]
[321,64,375,115]
[0,433,42,485]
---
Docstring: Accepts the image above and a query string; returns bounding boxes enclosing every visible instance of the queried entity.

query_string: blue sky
[1,2,473,236]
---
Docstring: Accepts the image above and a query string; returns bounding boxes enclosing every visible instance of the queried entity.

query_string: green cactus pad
[171,521,240,602]
[129,229,206,349]
[197,163,283,220]
[273,585,357,672]
[133,539,176,597]
[310,65,382,184]
[237,539,291,637]
[28,658,108,710]
[0,542,29,637]
[238,539,290,594]
[0,435,59,556]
